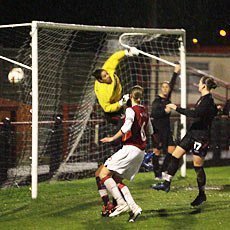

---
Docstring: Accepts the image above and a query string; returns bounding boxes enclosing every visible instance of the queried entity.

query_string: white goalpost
[179,38,187,177]
[31,21,39,199]
[0,21,186,199]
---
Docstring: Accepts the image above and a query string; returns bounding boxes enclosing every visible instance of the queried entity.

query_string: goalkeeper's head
[92,69,112,84]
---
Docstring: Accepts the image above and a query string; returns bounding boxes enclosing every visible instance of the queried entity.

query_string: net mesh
[0,24,183,194]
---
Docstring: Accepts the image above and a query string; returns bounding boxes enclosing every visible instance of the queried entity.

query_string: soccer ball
[8,67,24,83]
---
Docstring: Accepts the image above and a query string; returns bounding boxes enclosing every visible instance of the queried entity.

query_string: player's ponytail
[130,85,144,104]
[201,76,217,90]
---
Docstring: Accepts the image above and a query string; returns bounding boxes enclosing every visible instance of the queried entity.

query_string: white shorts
[104,145,145,181]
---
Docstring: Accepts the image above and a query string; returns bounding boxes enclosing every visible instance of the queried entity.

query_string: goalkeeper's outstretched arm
[93,48,139,113]
[167,64,180,99]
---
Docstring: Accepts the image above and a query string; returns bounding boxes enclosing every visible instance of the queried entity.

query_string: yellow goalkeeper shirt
[94,50,125,113]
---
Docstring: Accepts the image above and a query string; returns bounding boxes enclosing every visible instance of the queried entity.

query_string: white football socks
[120,185,138,211]
[98,188,108,198]
[103,177,126,206]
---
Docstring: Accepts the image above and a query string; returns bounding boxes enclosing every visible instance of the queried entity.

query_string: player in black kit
[151,64,180,179]
[152,76,218,206]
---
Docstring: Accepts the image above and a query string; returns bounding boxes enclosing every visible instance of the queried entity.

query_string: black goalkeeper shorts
[178,130,209,158]
[152,131,175,153]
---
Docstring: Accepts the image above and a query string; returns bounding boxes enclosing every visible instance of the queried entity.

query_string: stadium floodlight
[192,38,198,44]
[219,29,226,37]
[0,21,186,198]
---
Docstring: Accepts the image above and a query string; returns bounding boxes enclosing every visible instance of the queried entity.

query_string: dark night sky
[0,0,229,47]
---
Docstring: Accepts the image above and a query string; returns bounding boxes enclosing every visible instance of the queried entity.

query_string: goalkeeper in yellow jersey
[92,47,139,124]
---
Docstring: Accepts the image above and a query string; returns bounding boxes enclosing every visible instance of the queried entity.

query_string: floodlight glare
[219,29,226,37]
[192,38,198,44]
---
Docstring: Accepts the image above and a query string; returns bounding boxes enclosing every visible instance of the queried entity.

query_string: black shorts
[152,131,175,153]
[178,130,209,158]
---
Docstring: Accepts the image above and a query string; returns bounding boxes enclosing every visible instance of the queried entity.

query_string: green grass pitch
[0,166,229,230]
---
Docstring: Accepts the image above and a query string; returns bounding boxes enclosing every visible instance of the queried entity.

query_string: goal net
[0,22,186,198]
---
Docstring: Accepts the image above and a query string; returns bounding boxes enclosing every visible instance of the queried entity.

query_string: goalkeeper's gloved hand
[125,47,139,57]
[119,94,130,106]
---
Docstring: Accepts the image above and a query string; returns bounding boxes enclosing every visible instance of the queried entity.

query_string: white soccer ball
[8,67,24,83]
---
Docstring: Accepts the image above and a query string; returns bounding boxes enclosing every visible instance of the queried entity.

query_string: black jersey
[151,72,178,131]
[176,93,218,133]
[151,95,171,130]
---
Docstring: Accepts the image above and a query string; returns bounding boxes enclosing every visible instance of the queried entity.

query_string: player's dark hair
[201,76,217,90]
[92,69,104,81]
[131,85,144,103]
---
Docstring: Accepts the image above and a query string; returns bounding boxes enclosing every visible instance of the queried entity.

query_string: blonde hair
[130,85,144,104]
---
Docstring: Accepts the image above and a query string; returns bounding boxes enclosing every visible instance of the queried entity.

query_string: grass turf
[0,166,229,230]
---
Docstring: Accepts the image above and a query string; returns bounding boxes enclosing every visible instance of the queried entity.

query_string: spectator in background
[222,99,230,117]
[213,98,230,161]
[217,99,230,117]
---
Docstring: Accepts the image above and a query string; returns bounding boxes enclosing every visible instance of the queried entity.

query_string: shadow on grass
[83,217,130,230]
[76,199,230,229]
[46,200,99,218]
[46,201,131,230]
[0,204,30,221]
[155,207,201,216]
[139,200,229,221]
[222,184,230,192]
[129,200,230,229]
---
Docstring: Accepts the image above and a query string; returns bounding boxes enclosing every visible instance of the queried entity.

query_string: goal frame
[0,21,186,199]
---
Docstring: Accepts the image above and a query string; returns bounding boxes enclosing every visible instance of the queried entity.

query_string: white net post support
[179,36,187,177]
[31,21,39,199]
[119,33,177,68]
